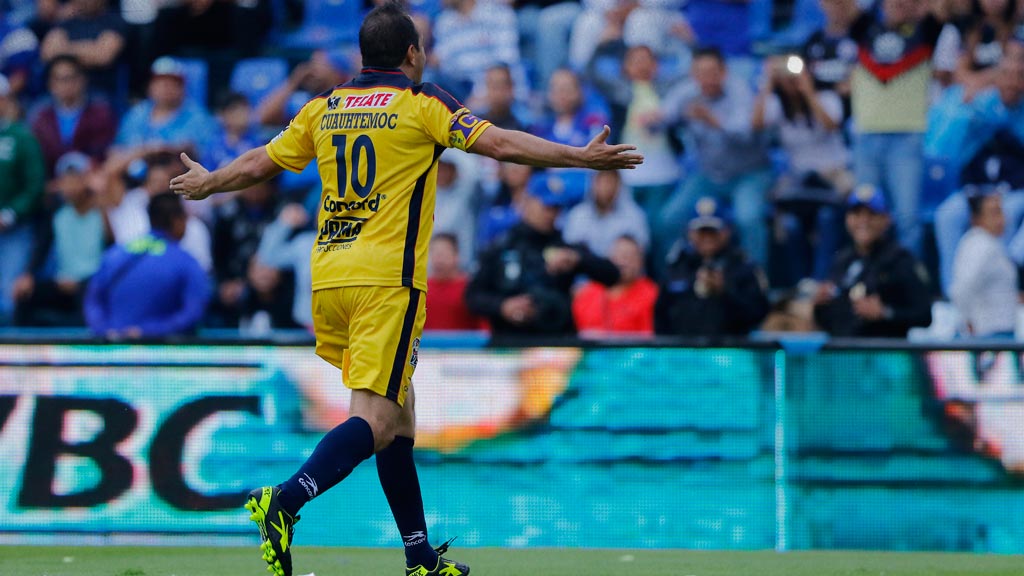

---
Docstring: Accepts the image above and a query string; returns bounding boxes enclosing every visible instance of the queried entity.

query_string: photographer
[654,197,769,338]
[465,173,620,337]
[753,54,851,286]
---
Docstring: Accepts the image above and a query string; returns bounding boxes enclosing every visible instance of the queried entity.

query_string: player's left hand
[581,125,644,170]
[170,152,213,201]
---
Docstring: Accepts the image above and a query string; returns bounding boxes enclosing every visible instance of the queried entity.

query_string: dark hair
[359,1,420,68]
[692,46,726,66]
[972,0,1016,22]
[47,54,85,81]
[217,91,250,112]
[486,64,513,81]
[148,192,186,232]
[965,185,1001,218]
[431,232,459,252]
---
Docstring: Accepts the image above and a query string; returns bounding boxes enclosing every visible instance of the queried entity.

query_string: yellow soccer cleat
[245,486,299,576]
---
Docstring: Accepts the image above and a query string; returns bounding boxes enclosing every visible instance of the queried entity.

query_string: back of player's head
[148,192,186,233]
[360,1,420,68]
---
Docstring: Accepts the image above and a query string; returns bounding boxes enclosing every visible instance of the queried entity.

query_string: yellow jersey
[265,67,492,292]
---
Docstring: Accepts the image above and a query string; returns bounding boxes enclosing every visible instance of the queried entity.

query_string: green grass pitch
[3,546,1023,576]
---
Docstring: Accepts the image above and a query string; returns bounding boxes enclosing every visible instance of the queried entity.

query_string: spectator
[102,150,213,271]
[209,92,261,171]
[84,192,211,339]
[752,54,850,286]
[654,197,770,337]
[587,41,681,246]
[932,47,1024,293]
[0,74,46,325]
[256,203,316,330]
[28,54,116,176]
[848,0,948,255]
[516,0,582,88]
[573,234,658,335]
[802,0,860,119]
[950,186,1018,338]
[476,161,532,251]
[473,65,527,131]
[570,0,693,72]
[210,180,279,328]
[0,15,41,104]
[13,151,106,326]
[256,49,350,128]
[39,0,126,98]
[434,149,482,271]
[433,0,522,102]
[955,0,1018,96]
[425,233,482,331]
[813,185,933,338]
[530,68,608,208]
[659,47,774,267]
[563,169,649,257]
[153,0,271,61]
[465,173,619,337]
[114,56,215,161]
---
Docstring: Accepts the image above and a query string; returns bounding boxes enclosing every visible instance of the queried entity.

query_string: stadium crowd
[1,0,1024,340]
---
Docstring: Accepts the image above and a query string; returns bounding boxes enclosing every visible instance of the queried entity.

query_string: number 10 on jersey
[333,134,377,199]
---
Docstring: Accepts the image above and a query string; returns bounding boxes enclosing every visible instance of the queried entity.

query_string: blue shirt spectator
[114,57,215,161]
[85,193,210,339]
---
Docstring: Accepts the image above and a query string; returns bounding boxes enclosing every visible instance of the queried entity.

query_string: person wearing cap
[13,151,107,326]
[29,54,117,177]
[813,184,932,338]
[950,186,1019,338]
[113,56,214,161]
[466,172,620,336]
[38,0,126,99]
[654,196,769,337]
[0,72,46,325]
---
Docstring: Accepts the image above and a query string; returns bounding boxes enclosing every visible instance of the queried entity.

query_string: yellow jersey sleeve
[418,83,492,151]
[265,102,318,173]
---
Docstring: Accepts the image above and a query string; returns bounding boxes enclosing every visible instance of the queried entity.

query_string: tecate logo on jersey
[344,92,395,109]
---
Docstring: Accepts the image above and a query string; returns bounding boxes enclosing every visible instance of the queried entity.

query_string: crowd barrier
[0,334,1022,551]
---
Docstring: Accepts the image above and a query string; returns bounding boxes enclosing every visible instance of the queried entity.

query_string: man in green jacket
[0,74,46,324]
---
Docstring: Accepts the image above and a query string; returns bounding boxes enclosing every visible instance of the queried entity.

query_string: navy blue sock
[376,436,437,569]
[277,416,375,516]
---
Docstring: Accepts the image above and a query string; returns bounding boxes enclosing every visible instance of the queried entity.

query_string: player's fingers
[610,143,638,153]
[591,125,611,145]
[180,152,199,168]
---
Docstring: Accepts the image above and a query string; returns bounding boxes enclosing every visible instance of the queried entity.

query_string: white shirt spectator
[433,149,481,270]
[434,0,520,87]
[106,188,213,272]
[563,188,649,257]
[951,227,1018,337]
[762,90,849,175]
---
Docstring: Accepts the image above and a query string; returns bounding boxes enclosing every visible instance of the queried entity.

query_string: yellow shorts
[311,286,425,407]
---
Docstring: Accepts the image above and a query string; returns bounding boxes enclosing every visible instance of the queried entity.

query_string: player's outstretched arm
[170,147,284,201]
[469,125,644,170]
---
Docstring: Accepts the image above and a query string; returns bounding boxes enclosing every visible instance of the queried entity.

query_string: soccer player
[170,3,643,576]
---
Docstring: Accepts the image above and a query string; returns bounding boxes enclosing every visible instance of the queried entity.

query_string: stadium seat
[231,57,289,108]
[176,57,209,107]
[278,0,363,50]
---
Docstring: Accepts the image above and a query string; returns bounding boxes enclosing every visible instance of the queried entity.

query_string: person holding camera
[753,54,852,287]
[465,172,620,337]
[654,197,769,338]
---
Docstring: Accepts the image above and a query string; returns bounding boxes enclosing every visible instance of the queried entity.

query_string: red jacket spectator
[572,236,658,335]
[425,233,482,331]
[572,277,658,335]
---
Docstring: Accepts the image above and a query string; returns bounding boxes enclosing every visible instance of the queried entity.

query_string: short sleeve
[763,94,783,127]
[418,83,492,151]
[265,104,316,173]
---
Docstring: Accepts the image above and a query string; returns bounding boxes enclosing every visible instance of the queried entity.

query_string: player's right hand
[170,152,213,201]
[581,125,644,171]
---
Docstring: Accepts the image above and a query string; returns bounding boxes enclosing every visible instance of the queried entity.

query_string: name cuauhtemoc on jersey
[265,67,492,292]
